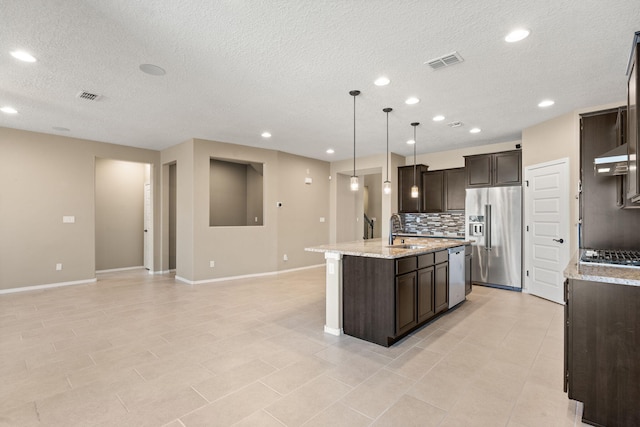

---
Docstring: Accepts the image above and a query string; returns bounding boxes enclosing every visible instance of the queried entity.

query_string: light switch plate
[62,216,75,223]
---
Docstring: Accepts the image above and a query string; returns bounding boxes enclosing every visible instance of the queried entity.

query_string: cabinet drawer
[396,257,417,275]
[434,250,448,264]
[418,253,435,269]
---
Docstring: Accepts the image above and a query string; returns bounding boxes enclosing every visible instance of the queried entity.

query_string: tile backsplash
[400,212,466,237]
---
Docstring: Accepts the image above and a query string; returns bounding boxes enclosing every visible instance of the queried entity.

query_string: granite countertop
[564,252,640,287]
[305,237,470,259]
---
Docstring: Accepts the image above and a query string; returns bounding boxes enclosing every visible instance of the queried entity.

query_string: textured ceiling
[1,0,638,161]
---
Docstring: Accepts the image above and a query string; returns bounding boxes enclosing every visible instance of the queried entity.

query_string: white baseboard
[0,278,97,295]
[175,263,324,285]
[96,266,145,274]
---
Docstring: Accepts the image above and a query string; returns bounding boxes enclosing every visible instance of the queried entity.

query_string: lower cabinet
[565,278,640,427]
[342,250,454,347]
[417,266,435,323]
[434,262,449,313]
[396,272,417,335]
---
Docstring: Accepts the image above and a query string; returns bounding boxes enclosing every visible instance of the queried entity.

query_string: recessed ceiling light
[1,106,18,114]
[261,132,272,138]
[326,148,335,154]
[405,97,420,105]
[505,29,530,43]
[139,63,166,76]
[406,139,415,145]
[470,127,481,134]
[433,115,445,122]
[374,76,390,86]
[538,99,555,107]
[10,50,36,62]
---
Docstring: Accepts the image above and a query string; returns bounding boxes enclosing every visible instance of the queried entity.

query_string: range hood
[594,143,629,176]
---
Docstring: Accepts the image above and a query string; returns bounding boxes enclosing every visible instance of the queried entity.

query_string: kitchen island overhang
[306,237,471,346]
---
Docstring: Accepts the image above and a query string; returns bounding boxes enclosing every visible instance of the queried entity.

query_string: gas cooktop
[580,249,640,268]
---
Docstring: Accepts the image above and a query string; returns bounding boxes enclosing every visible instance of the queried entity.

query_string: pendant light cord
[413,125,417,186]
[386,111,389,181]
[353,94,356,177]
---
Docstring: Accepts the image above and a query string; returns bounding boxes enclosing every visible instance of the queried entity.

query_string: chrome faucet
[389,214,402,245]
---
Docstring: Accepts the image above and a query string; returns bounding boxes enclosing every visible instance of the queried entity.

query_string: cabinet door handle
[553,238,564,244]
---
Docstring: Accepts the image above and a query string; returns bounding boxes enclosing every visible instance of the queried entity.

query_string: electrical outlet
[56,263,63,271]
[283,254,288,261]
[209,260,215,268]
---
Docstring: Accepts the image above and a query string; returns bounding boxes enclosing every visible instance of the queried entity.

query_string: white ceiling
[1,1,638,161]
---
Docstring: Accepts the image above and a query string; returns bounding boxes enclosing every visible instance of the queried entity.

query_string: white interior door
[524,158,570,304]
[143,183,153,270]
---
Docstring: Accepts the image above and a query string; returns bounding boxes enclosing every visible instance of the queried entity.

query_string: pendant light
[349,90,360,191]
[383,107,393,195]
[410,122,420,198]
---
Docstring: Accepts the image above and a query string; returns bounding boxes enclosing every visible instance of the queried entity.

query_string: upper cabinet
[627,31,640,203]
[464,150,522,188]
[398,164,428,213]
[422,168,466,212]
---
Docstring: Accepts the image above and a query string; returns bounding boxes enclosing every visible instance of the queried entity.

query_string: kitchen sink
[386,244,426,249]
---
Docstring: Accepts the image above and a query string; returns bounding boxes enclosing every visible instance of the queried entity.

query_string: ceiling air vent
[425,51,464,70]
[76,91,101,101]
[447,121,463,128]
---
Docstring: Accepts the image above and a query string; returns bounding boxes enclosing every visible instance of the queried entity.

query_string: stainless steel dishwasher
[448,246,466,308]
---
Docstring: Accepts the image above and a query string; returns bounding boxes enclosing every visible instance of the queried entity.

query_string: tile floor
[0,267,588,426]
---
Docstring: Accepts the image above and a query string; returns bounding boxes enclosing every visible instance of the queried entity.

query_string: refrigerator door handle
[485,204,492,250]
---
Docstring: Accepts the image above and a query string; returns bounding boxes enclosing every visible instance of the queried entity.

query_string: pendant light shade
[383,107,393,195]
[349,90,360,191]
[410,122,420,199]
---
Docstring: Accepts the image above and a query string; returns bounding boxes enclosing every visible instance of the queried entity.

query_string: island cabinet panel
[464,245,472,295]
[434,262,449,313]
[342,255,396,346]
[417,266,435,323]
[565,278,640,427]
[396,272,418,335]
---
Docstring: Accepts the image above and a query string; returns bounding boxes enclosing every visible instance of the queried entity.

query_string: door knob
[553,238,564,244]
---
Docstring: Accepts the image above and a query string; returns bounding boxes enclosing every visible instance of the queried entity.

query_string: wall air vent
[76,91,101,101]
[447,121,463,128]
[425,51,464,70]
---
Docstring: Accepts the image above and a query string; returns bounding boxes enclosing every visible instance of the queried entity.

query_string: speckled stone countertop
[564,252,640,287]
[305,237,470,259]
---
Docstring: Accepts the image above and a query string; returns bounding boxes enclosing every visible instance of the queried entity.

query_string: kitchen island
[306,238,470,346]
[563,253,640,427]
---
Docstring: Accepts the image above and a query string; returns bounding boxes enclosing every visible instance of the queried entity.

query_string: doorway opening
[336,169,383,243]
[95,158,152,272]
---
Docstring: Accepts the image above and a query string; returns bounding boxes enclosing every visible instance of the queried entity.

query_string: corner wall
[0,127,161,291]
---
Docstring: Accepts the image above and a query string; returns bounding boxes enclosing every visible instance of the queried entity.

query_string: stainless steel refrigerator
[465,187,522,290]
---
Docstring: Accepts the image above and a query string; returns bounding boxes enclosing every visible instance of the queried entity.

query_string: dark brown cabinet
[395,272,417,335]
[422,170,444,212]
[434,262,448,313]
[398,164,428,213]
[417,266,435,323]
[464,150,521,188]
[445,168,466,210]
[565,278,640,427]
[421,167,465,212]
[342,249,452,347]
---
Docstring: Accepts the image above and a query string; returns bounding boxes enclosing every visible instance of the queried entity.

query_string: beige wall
[95,158,146,271]
[164,138,329,283]
[330,152,403,243]
[209,159,249,226]
[521,100,625,253]
[0,127,161,291]
[275,151,330,270]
